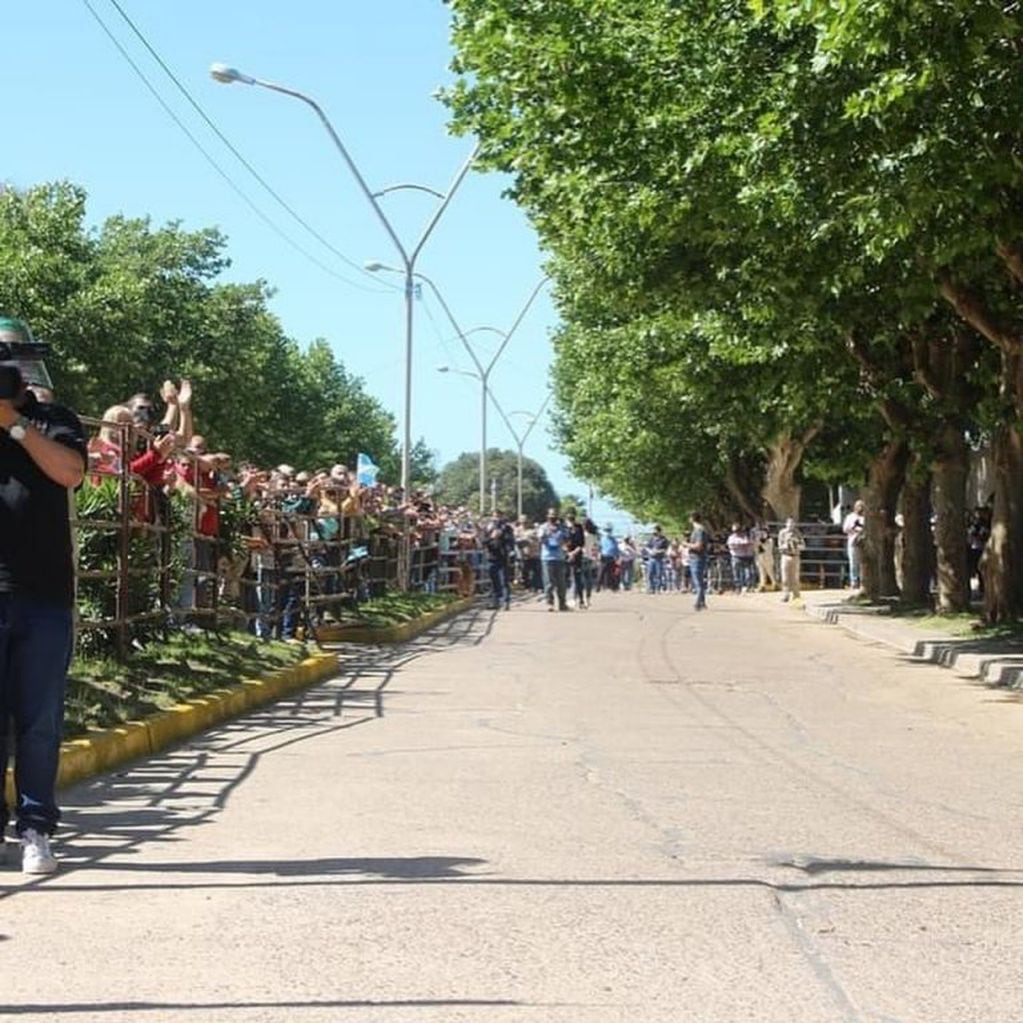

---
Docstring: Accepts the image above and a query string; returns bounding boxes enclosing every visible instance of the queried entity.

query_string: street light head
[436,365,451,374]
[209,63,255,86]
[364,261,385,272]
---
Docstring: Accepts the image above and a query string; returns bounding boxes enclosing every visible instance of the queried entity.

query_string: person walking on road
[778,517,806,602]
[564,509,588,609]
[619,535,637,591]
[538,507,570,612]
[484,514,513,611]
[597,524,620,593]
[687,513,711,611]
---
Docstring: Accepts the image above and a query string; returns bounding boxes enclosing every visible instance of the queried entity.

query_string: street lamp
[369,265,549,513]
[501,396,552,520]
[210,62,478,497]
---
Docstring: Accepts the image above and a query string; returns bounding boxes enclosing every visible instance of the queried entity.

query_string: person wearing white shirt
[842,499,866,589]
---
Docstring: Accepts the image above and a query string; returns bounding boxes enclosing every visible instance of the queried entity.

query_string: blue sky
[3,1,639,529]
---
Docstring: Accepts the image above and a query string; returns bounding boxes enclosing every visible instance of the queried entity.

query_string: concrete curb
[313,596,474,645]
[56,653,340,792]
[801,597,1023,689]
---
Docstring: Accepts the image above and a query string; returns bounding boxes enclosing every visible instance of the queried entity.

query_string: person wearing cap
[778,517,807,603]
[0,316,87,874]
[537,507,570,611]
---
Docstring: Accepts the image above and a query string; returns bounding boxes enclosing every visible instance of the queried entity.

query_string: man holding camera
[0,317,87,874]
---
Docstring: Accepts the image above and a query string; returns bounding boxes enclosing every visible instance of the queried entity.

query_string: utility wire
[102,0,395,292]
[79,0,385,293]
[417,291,461,362]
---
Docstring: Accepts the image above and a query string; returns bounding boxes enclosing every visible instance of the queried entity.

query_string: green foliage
[0,182,400,473]
[435,448,558,519]
[66,631,307,737]
[443,0,1016,524]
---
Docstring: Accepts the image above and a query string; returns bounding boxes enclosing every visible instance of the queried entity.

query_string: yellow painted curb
[316,596,474,645]
[0,650,341,801]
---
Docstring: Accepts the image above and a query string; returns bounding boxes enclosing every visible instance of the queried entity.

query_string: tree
[0,181,401,475]
[435,449,558,520]
[445,0,1016,615]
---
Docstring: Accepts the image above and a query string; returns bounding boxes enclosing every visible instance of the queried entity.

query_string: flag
[356,452,379,487]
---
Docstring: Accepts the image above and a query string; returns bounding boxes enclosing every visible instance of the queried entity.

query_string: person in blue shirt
[598,524,620,592]
[537,507,570,611]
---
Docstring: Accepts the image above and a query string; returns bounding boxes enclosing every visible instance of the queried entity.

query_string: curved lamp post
[368,265,549,513]
[210,63,478,497]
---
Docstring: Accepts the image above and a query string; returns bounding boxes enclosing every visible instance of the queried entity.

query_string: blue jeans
[254,564,277,640]
[0,594,74,835]
[689,556,708,609]
[489,561,509,607]
[647,557,665,592]
[620,561,634,590]
[847,540,862,588]
[542,560,568,608]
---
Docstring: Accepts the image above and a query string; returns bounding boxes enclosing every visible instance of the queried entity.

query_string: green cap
[0,316,34,343]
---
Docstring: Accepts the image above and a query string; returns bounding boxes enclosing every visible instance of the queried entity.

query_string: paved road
[3,593,1023,1022]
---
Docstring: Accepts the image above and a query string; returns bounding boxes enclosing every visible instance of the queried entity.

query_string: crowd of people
[433,509,805,613]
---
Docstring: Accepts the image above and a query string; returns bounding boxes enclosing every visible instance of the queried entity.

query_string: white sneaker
[21,828,57,875]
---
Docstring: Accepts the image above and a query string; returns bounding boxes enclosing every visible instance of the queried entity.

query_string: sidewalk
[797,589,1023,689]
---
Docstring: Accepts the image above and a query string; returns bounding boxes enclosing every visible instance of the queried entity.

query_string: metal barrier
[75,417,411,657]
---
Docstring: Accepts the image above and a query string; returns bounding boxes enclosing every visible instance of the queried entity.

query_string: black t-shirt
[0,398,88,607]
[649,534,669,558]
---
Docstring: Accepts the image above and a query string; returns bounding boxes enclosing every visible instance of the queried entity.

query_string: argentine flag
[356,452,380,487]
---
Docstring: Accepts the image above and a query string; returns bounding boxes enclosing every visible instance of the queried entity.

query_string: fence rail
[75,418,423,657]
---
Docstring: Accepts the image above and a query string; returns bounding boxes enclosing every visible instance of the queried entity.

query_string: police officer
[0,317,87,874]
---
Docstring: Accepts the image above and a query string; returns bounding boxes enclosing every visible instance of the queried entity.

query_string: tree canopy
[444,0,1023,616]
[0,181,409,475]
[435,448,558,520]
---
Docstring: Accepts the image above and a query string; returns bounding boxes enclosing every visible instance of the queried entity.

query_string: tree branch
[938,272,1021,354]
[910,332,944,400]
[997,240,1023,287]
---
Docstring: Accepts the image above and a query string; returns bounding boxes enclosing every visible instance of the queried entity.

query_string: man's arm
[0,400,85,488]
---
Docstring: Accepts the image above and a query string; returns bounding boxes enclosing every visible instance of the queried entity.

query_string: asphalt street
[2,591,1022,1022]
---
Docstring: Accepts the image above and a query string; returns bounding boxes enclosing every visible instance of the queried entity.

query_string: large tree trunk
[931,425,970,612]
[723,457,761,524]
[862,438,909,601]
[983,350,1023,621]
[761,426,820,521]
[899,458,933,607]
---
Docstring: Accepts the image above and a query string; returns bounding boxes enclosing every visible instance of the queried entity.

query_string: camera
[0,321,52,398]
[0,364,23,400]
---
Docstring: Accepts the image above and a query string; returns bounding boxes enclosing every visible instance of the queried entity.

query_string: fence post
[115,423,132,660]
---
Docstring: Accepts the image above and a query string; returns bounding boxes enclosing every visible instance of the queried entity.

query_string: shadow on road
[0,606,498,900]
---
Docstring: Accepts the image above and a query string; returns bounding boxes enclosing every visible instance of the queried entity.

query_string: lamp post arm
[414,273,486,379]
[519,391,552,447]
[487,389,523,448]
[251,76,411,268]
[409,141,480,266]
[483,274,551,377]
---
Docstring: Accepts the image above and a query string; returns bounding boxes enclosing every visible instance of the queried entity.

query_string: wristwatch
[8,415,30,442]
